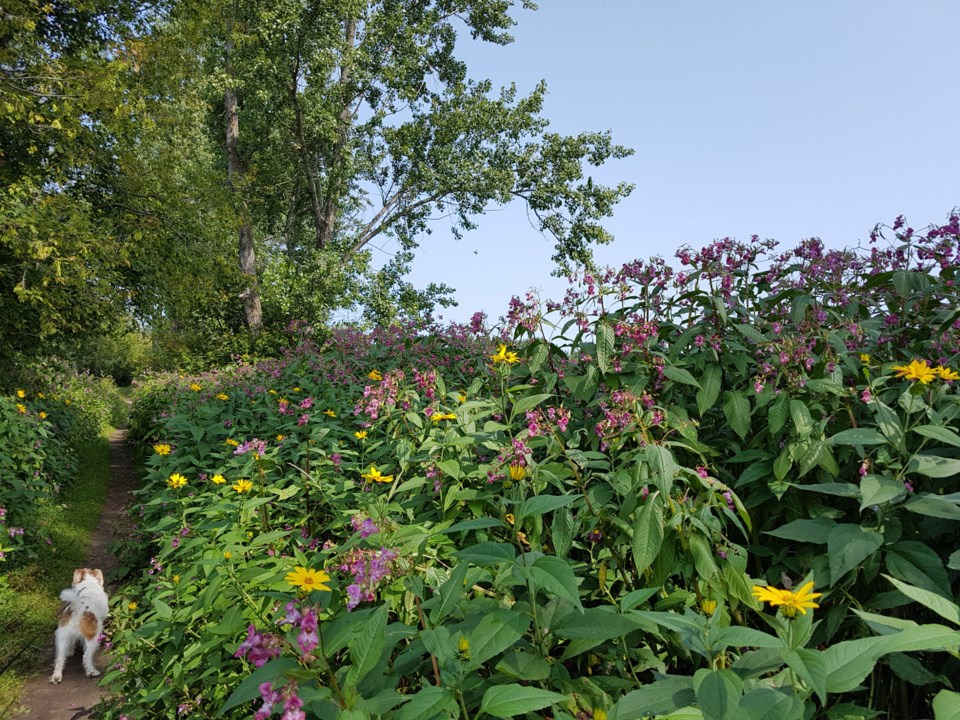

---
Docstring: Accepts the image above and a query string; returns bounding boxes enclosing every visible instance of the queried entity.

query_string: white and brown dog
[50,568,109,683]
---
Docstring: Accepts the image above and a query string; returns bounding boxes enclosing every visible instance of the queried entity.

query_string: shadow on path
[11,429,138,720]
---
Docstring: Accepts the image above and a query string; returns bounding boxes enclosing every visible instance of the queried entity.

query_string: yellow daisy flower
[189,383,202,392]
[167,473,188,489]
[752,580,822,618]
[361,465,394,483]
[153,443,172,455]
[225,438,240,447]
[15,389,25,398]
[217,393,230,401]
[368,369,383,382]
[285,566,332,593]
[430,412,457,423]
[354,430,368,440]
[891,359,937,384]
[232,479,253,494]
[937,365,960,381]
[211,474,226,485]
[490,344,521,364]
[325,409,336,417]
[508,463,527,481]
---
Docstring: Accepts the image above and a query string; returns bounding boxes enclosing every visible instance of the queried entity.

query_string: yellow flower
[226,438,240,447]
[15,403,26,414]
[223,551,232,560]
[593,710,607,720]
[172,574,180,584]
[285,566,332,593]
[15,389,25,398]
[458,636,470,653]
[167,473,188,489]
[891,359,937,384]
[860,354,871,365]
[752,580,822,618]
[700,598,717,615]
[458,392,467,404]
[516,531,530,548]
[37,392,45,399]
[354,430,368,440]
[128,601,138,611]
[276,434,285,441]
[232,479,253,493]
[64,398,70,404]
[505,513,515,525]
[293,387,301,392]
[39,411,47,419]
[153,443,172,455]
[361,465,394,483]
[430,412,456,423]
[268,389,277,395]
[189,383,202,392]
[217,393,230,401]
[325,409,336,417]
[937,365,960,381]
[368,369,383,382]
[509,463,527,481]
[211,474,226,485]
[490,344,521,364]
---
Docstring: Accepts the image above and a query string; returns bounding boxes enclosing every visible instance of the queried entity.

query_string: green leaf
[510,393,554,422]
[882,574,960,626]
[479,684,569,718]
[467,610,530,667]
[933,689,960,720]
[763,518,835,544]
[632,492,664,576]
[911,424,960,448]
[664,364,701,388]
[826,428,889,446]
[738,688,804,720]
[905,493,960,520]
[694,668,742,720]
[437,459,461,480]
[792,482,860,498]
[495,651,551,681]
[397,686,457,720]
[789,400,814,438]
[430,562,470,624]
[735,323,766,343]
[859,475,906,510]
[456,542,516,566]
[714,627,784,650]
[949,549,960,571]
[596,322,614,375]
[528,342,550,374]
[906,454,960,478]
[874,402,904,446]
[609,677,696,720]
[885,541,952,598]
[696,364,722,417]
[551,507,575,558]
[827,524,884,584]
[767,393,791,435]
[784,648,826,705]
[723,391,751,440]
[525,555,583,611]
[346,604,388,688]
[516,493,580,523]
[688,533,719,580]
[646,444,680,495]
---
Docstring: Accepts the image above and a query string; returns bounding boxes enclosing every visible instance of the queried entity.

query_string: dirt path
[12,429,138,720]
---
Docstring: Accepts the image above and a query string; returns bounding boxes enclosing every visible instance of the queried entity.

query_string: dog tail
[59,588,80,605]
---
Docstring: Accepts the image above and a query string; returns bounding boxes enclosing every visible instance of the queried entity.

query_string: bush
[105,215,960,720]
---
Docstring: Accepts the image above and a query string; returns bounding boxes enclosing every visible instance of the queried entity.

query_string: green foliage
[104,219,960,719]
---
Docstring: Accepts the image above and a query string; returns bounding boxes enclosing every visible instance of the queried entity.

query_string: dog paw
[86,669,101,678]
[50,675,62,684]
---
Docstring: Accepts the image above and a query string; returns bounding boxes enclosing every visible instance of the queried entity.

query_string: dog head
[72,568,104,587]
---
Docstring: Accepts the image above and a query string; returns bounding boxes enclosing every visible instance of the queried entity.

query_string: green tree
[143,0,634,331]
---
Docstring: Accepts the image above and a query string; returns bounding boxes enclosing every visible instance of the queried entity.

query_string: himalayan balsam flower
[285,566,332,593]
[752,580,822,618]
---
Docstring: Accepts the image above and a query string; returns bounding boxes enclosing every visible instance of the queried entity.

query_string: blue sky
[394,2,960,324]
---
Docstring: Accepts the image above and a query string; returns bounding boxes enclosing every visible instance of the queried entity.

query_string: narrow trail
[12,429,138,720]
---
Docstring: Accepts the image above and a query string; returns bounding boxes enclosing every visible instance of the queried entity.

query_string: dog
[50,568,109,683]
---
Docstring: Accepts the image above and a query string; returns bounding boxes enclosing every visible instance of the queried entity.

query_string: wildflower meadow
[79,216,960,720]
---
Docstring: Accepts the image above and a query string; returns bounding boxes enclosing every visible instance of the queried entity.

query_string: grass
[0,431,113,714]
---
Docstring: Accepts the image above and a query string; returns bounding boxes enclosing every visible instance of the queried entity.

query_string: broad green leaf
[827,524,883,584]
[789,400,814,438]
[767,392,790,435]
[933,689,960,720]
[466,610,530,667]
[696,364,722,416]
[479,684,569,718]
[554,606,645,640]
[784,648,826,704]
[596,322,614,375]
[430,562,470,624]
[714,626,783,650]
[882,574,960,626]
[517,493,580,523]
[763,517,835,544]
[885,541,952,598]
[906,454,960,478]
[397,686,457,720]
[495,651,551,681]
[949,549,960,571]
[632,492,664,576]
[723,391,751,439]
[689,533,719,580]
[912,424,960,448]
[528,342,550,374]
[694,668,742,720]
[859,474,906,510]
[510,393,554,422]
[525,555,583,611]
[738,688,804,720]
[905,493,960,520]
[792,482,860,498]
[455,542,516,566]
[874,402,904,446]
[609,677,696,720]
[646,444,680,495]
[550,507,575,558]
[437,459,461,480]
[888,651,945,687]
[735,322,766,343]
[664,364,701,388]
[346,604,388,688]
[826,428,888,446]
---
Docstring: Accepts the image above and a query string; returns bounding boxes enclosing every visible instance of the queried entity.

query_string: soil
[11,429,138,720]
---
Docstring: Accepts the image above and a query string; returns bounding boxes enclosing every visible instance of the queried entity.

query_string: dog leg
[82,637,101,678]
[50,627,66,683]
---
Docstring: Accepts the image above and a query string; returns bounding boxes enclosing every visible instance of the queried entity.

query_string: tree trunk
[224,16,263,336]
